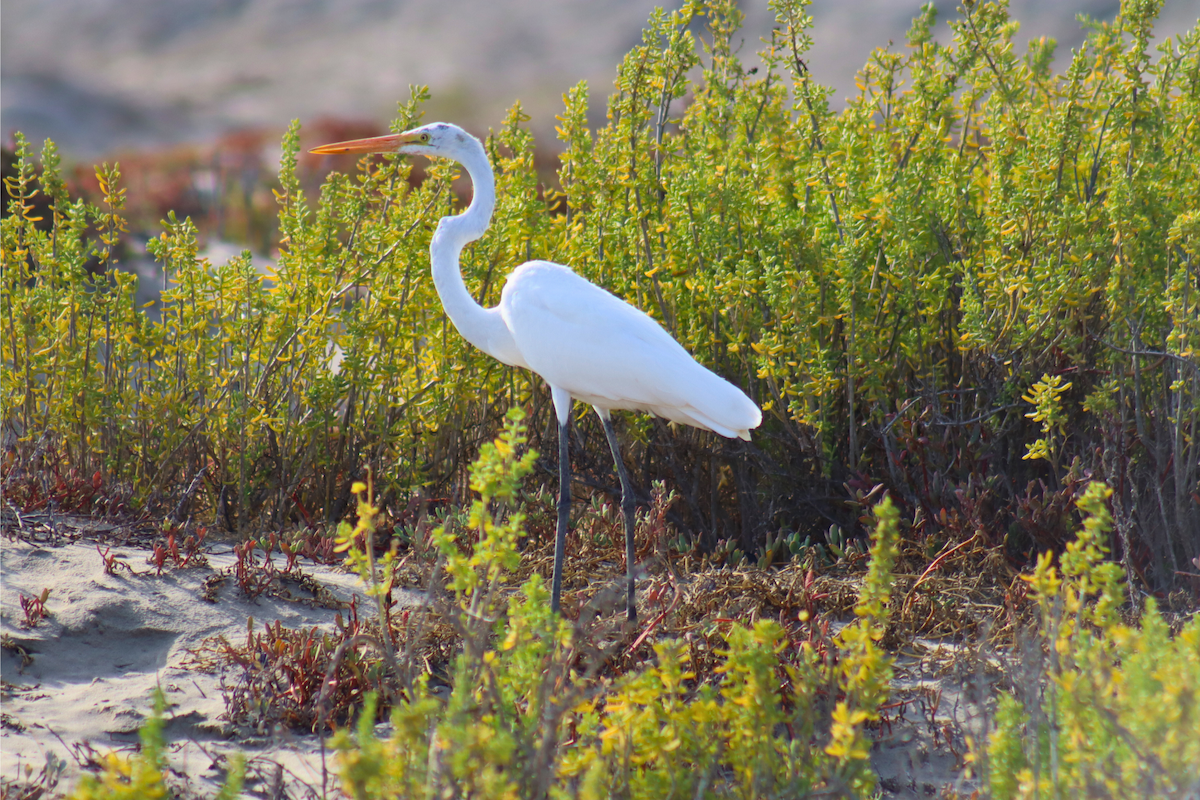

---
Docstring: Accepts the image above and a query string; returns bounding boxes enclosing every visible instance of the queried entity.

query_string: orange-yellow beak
[309,132,420,155]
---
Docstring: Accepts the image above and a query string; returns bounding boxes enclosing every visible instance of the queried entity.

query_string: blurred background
[5,0,1197,161]
[3,0,1196,271]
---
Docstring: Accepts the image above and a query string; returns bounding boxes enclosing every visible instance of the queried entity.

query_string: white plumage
[500,260,759,439]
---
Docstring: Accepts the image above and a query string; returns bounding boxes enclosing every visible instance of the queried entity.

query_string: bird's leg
[600,412,638,623]
[550,389,572,615]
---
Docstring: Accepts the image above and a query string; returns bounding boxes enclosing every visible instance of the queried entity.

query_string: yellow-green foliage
[335,410,572,799]
[560,499,899,798]
[3,0,1196,543]
[333,416,902,799]
[982,481,1200,798]
[67,690,244,800]
[1020,373,1073,478]
[434,408,539,608]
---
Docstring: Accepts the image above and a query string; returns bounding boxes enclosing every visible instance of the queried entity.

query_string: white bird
[311,122,761,621]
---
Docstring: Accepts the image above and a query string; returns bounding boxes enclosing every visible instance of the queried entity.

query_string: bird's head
[309,122,477,160]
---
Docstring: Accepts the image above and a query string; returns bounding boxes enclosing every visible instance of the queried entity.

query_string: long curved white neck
[428,139,523,366]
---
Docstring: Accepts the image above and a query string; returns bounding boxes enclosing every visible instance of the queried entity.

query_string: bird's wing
[499,261,760,438]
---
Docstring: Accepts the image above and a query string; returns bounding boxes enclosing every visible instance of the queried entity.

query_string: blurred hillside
[4,0,1197,160]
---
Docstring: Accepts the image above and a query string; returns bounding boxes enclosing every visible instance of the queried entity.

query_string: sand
[1,516,423,797]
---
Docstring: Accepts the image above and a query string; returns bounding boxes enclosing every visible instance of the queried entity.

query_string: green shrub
[979,481,1200,798]
[332,413,902,799]
[53,429,1195,798]
[3,1,1196,573]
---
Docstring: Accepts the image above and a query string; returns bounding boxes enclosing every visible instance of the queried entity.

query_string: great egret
[311,122,761,621]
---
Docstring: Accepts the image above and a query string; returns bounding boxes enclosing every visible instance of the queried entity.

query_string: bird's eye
[420,133,430,143]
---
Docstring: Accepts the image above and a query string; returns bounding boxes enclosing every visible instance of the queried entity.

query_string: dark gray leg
[600,413,638,623]
[550,417,570,614]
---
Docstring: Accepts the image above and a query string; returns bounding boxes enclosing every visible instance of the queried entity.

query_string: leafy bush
[332,412,902,799]
[979,481,1200,798]
[51,424,1194,798]
[3,1,1196,579]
